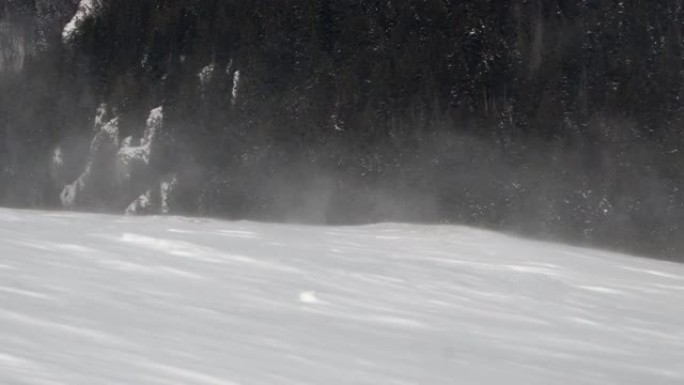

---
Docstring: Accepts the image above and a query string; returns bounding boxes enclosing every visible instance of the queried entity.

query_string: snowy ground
[0,208,683,385]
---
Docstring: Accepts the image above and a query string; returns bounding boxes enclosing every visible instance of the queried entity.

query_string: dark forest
[1,0,683,259]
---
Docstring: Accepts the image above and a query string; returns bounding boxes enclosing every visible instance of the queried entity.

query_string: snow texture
[1,208,683,384]
[62,0,101,44]
[116,106,163,182]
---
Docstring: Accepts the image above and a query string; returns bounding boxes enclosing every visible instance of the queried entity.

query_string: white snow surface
[1,208,683,384]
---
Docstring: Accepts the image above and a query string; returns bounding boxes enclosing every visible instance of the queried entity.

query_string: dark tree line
[1,0,684,259]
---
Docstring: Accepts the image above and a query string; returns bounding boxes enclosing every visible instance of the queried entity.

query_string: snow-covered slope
[0,208,683,385]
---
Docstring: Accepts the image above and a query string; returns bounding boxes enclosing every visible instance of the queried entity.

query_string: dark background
[1,0,683,260]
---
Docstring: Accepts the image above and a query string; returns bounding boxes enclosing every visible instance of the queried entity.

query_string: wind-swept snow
[1,208,683,384]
